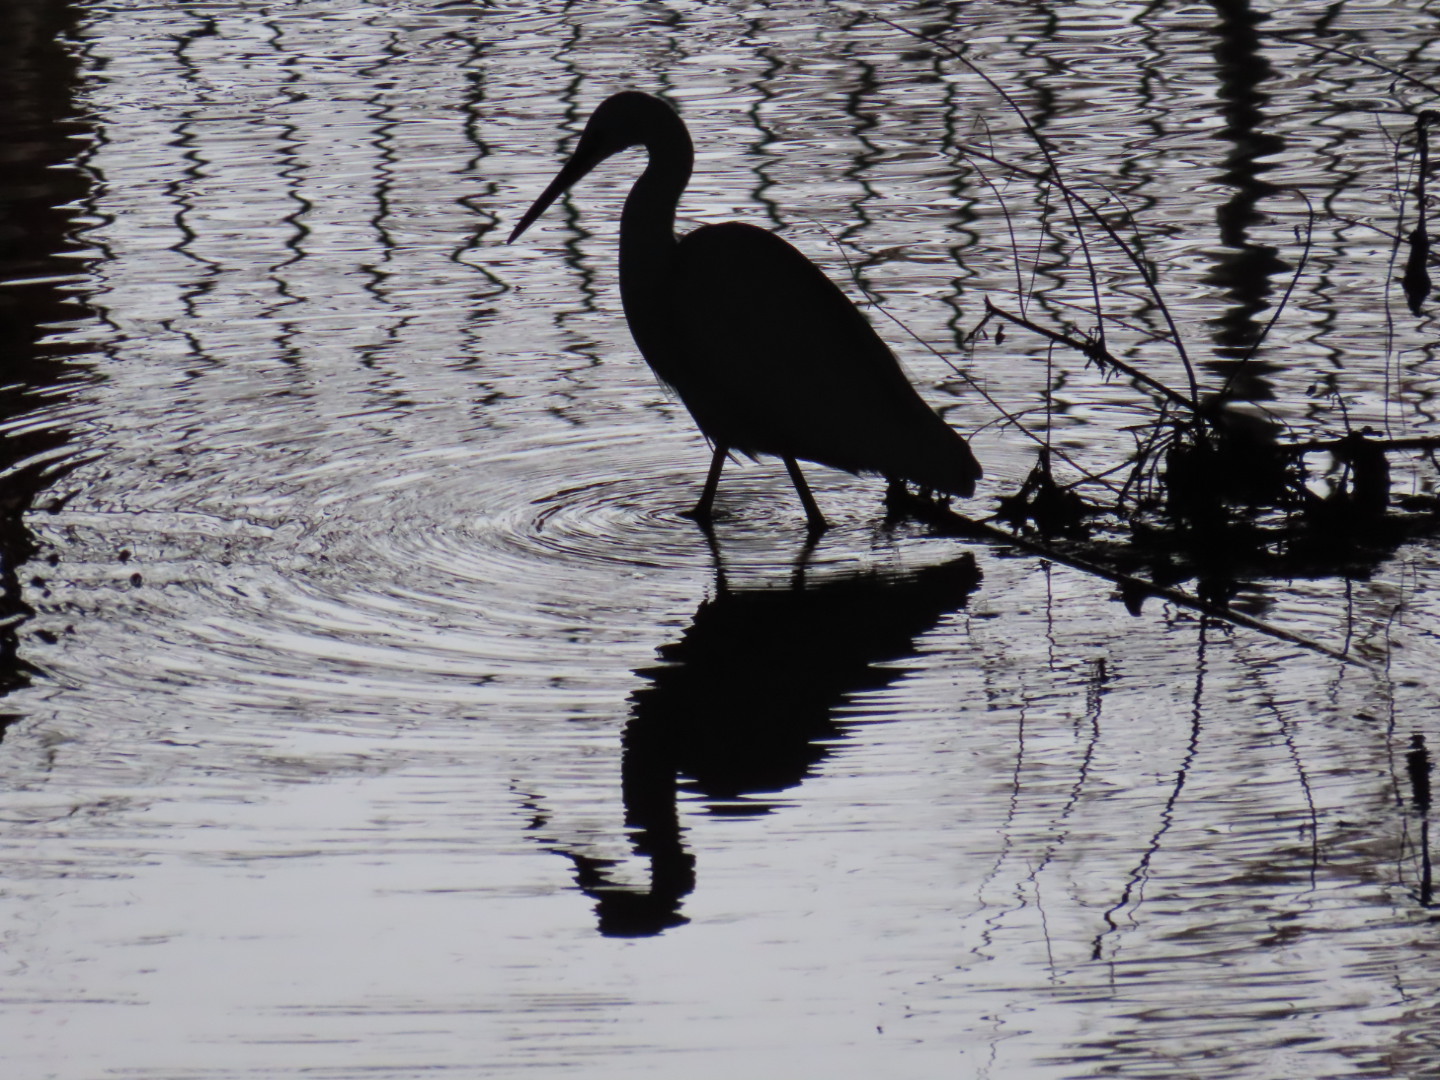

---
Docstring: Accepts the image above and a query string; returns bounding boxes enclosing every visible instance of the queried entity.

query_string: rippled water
[3,1,1440,1077]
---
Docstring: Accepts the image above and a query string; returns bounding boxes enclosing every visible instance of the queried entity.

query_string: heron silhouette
[508,91,981,533]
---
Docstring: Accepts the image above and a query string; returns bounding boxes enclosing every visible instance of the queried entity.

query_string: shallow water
[3,1,1440,1077]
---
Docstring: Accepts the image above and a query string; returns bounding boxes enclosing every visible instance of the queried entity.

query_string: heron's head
[576,91,678,160]
[508,92,688,243]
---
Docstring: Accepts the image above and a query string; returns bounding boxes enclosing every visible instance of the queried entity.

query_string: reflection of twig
[1406,733,1433,906]
[1402,112,1436,316]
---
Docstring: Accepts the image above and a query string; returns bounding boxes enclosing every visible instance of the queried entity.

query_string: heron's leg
[783,456,829,534]
[682,443,728,527]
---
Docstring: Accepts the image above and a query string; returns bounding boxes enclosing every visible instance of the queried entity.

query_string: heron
[508,91,981,533]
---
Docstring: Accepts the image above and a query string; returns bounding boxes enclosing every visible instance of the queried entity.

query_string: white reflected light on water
[1,1,1439,1078]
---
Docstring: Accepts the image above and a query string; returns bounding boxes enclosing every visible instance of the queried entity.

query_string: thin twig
[983,298,1199,412]
[1259,32,1440,100]
[957,143,1204,411]
[861,11,1205,413]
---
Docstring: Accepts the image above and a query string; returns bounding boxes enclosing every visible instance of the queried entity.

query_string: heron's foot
[679,502,717,533]
[682,444,728,533]
[803,509,830,536]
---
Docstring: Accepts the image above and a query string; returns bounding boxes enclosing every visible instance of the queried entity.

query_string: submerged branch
[894,494,1376,670]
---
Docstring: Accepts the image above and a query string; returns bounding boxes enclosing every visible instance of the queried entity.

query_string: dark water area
[2,1,1440,1077]
[0,0,92,707]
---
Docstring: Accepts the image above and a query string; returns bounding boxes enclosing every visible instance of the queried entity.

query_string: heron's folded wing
[672,222,935,471]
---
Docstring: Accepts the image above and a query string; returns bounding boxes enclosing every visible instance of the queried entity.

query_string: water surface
[2,1,1439,1077]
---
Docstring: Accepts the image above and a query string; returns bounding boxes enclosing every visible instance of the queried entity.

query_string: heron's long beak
[507,138,610,244]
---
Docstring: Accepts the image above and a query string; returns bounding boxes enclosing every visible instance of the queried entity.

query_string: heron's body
[509,91,980,531]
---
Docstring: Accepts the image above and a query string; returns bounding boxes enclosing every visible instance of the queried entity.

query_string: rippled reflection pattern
[1,2,1438,1079]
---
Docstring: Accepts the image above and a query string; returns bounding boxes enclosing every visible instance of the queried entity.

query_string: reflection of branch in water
[1206,0,1286,382]
[1094,618,1209,961]
[1407,734,1433,907]
[562,553,982,938]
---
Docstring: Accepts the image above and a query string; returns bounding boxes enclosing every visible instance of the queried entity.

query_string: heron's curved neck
[619,120,693,271]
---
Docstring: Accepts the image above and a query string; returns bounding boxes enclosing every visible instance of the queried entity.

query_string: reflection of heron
[552,552,982,937]
[509,91,981,533]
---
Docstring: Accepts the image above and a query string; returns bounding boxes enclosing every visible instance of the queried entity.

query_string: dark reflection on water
[1205,0,1286,399]
[553,553,980,937]
[0,0,93,716]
